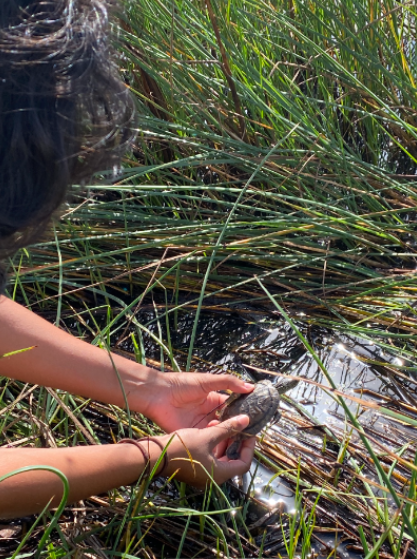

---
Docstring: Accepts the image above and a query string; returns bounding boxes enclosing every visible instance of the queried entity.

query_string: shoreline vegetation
[2,0,417,556]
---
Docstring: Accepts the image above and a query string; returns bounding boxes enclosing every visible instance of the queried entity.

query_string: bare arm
[0,296,254,434]
[0,442,160,519]
[0,296,159,418]
[0,416,254,519]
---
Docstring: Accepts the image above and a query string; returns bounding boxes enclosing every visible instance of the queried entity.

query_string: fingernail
[243,382,254,390]
[234,414,250,424]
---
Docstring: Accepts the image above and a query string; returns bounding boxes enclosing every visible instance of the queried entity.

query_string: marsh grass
[2,311,417,558]
[2,0,417,556]
[11,0,417,360]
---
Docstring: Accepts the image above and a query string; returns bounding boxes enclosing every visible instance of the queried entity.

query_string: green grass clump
[11,0,417,362]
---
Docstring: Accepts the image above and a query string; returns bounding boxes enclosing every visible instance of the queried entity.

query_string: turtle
[218,378,298,459]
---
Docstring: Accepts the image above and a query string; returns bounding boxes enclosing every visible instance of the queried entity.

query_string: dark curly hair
[0,0,134,291]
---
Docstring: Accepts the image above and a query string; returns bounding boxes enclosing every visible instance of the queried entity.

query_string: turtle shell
[219,379,281,436]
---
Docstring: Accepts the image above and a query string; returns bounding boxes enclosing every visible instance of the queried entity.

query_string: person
[0,0,255,519]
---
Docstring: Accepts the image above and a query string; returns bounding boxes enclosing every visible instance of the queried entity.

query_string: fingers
[197,374,254,395]
[207,419,229,458]
[217,436,256,478]
[238,435,256,465]
[213,440,227,459]
[217,435,256,465]
[162,424,255,487]
[208,414,250,445]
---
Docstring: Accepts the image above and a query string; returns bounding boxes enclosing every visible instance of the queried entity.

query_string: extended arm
[0,296,162,418]
[0,296,254,433]
[0,415,254,519]
[0,442,159,519]
[0,297,253,432]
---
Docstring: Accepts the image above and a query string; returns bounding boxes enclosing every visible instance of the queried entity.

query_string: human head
[0,0,134,290]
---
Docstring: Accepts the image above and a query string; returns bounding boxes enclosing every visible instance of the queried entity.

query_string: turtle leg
[226,436,243,460]
[269,410,282,428]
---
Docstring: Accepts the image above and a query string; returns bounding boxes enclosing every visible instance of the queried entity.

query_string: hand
[143,372,254,433]
[157,414,256,488]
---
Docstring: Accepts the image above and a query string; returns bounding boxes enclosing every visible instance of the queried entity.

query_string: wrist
[116,362,167,417]
[138,438,168,476]
[147,438,168,476]
[117,437,168,479]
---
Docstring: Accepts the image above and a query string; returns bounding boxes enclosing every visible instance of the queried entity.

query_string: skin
[0,296,255,518]
[0,416,254,519]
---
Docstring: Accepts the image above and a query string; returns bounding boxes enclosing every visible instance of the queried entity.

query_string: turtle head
[256,379,273,386]
[275,377,299,394]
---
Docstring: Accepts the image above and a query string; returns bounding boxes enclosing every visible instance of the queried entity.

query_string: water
[117,307,417,558]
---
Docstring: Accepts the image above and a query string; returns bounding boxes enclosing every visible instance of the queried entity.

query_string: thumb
[196,374,254,395]
[208,414,250,445]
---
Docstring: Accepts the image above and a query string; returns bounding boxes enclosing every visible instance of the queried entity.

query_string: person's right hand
[156,414,255,488]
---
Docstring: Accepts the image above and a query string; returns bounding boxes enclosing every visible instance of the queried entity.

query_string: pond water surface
[117,306,417,558]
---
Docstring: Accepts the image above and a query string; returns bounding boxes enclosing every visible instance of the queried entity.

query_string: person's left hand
[141,372,254,433]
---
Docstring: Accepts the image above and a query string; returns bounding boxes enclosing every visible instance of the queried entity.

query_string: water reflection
[118,308,417,558]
